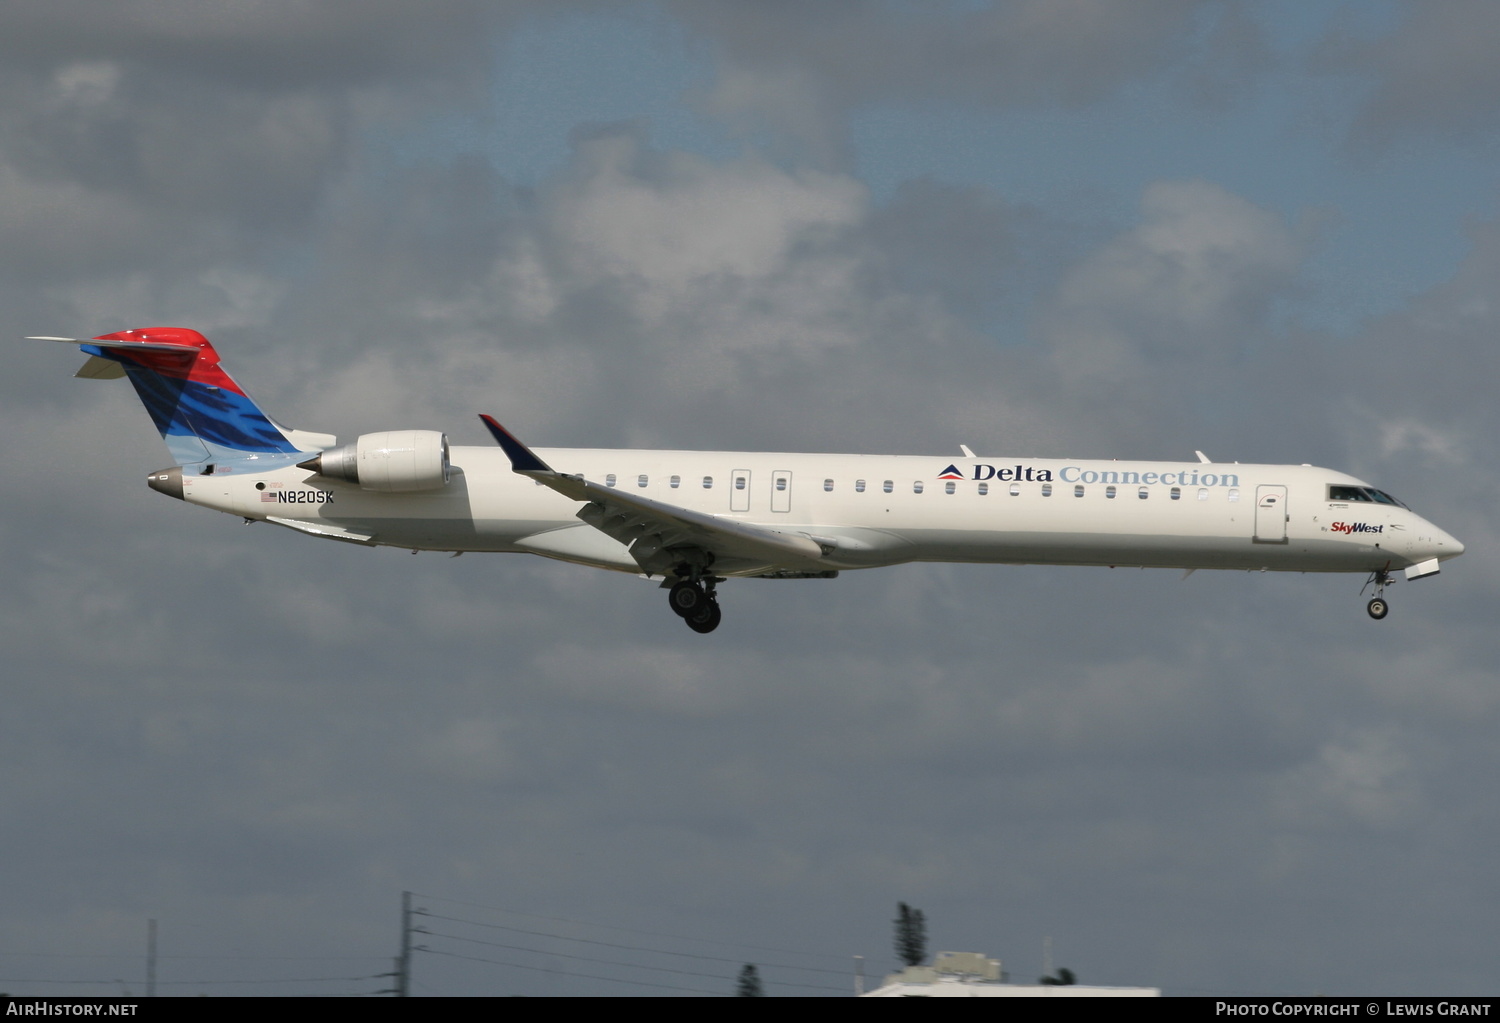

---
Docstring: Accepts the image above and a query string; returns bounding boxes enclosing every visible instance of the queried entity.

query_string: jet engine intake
[299,430,450,492]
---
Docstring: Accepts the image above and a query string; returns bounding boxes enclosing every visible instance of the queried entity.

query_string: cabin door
[1254,485,1288,543]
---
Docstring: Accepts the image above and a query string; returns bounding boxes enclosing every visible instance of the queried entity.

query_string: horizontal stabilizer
[27,335,199,356]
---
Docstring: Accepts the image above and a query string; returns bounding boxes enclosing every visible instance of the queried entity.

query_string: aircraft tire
[686,600,722,634]
[669,580,705,617]
[1367,597,1389,620]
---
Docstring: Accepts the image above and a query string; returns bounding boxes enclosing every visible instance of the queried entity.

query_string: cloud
[674,0,1214,164]
[0,1,516,84]
[1270,727,1420,829]
[1316,0,1500,146]
[1041,179,1307,371]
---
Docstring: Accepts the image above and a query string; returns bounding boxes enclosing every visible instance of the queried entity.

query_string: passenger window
[1227,488,1239,502]
[1009,483,1020,496]
[977,482,988,496]
[1105,485,1116,499]
[670,475,680,489]
[735,476,746,490]
[638,474,648,488]
[1197,488,1209,501]
[1170,487,1181,500]
[824,479,834,492]
[1042,483,1052,497]
[1138,487,1148,500]
[606,473,617,488]
[855,479,865,493]
[1074,484,1085,498]
[702,476,713,489]
[776,477,787,491]
[913,481,924,494]
[883,480,894,493]
[945,481,956,495]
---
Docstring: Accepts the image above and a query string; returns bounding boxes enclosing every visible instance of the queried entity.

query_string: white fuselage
[179,447,1464,579]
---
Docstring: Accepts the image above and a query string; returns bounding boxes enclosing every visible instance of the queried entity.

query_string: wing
[479,415,827,577]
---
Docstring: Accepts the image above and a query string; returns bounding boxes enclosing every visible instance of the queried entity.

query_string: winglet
[478,414,555,475]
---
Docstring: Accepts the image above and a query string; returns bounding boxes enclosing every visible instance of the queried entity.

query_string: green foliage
[893,902,927,967]
[736,963,764,997]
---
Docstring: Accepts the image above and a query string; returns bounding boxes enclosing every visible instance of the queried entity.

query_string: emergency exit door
[771,470,792,512]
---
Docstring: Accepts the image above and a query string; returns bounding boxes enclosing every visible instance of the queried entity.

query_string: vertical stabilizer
[33,328,326,467]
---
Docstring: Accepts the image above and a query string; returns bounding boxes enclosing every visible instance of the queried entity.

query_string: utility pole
[378,892,423,996]
[397,891,413,997]
[146,919,156,998]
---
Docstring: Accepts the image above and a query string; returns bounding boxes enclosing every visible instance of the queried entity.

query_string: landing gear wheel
[1361,566,1394,622]
[685,600,722,634]
[668,580,706,618]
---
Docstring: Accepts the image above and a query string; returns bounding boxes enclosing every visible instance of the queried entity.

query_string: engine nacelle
[299,430,450,492]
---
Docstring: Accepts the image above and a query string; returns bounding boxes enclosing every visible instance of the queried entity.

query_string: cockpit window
[1328,484,1408,508]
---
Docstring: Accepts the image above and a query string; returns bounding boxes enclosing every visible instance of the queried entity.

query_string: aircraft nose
[1426,522,1463,560]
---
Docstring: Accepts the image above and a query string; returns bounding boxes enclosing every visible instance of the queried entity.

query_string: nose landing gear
[1362,567,1393,620]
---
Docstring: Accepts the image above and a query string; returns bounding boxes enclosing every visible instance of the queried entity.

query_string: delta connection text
[958,464,1241,487]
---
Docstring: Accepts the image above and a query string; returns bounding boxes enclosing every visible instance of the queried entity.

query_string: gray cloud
[1316,0,1500,146]
[672,0,1217,164]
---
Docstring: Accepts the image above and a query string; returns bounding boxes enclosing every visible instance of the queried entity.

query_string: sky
[1,0,1498,998]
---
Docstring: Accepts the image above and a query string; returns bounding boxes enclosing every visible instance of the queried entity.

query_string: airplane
[29,327,1464,634]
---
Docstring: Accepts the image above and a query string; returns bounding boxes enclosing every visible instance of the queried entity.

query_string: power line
[419,947,728,996]
[412,891,851,964]
[418,909,849,978]
[0,974,380,989]
[0,951,384,961]
[421,928,846,994]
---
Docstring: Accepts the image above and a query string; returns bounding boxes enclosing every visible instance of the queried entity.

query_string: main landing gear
[668,576,723,634]
[1362,567,1393,621]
